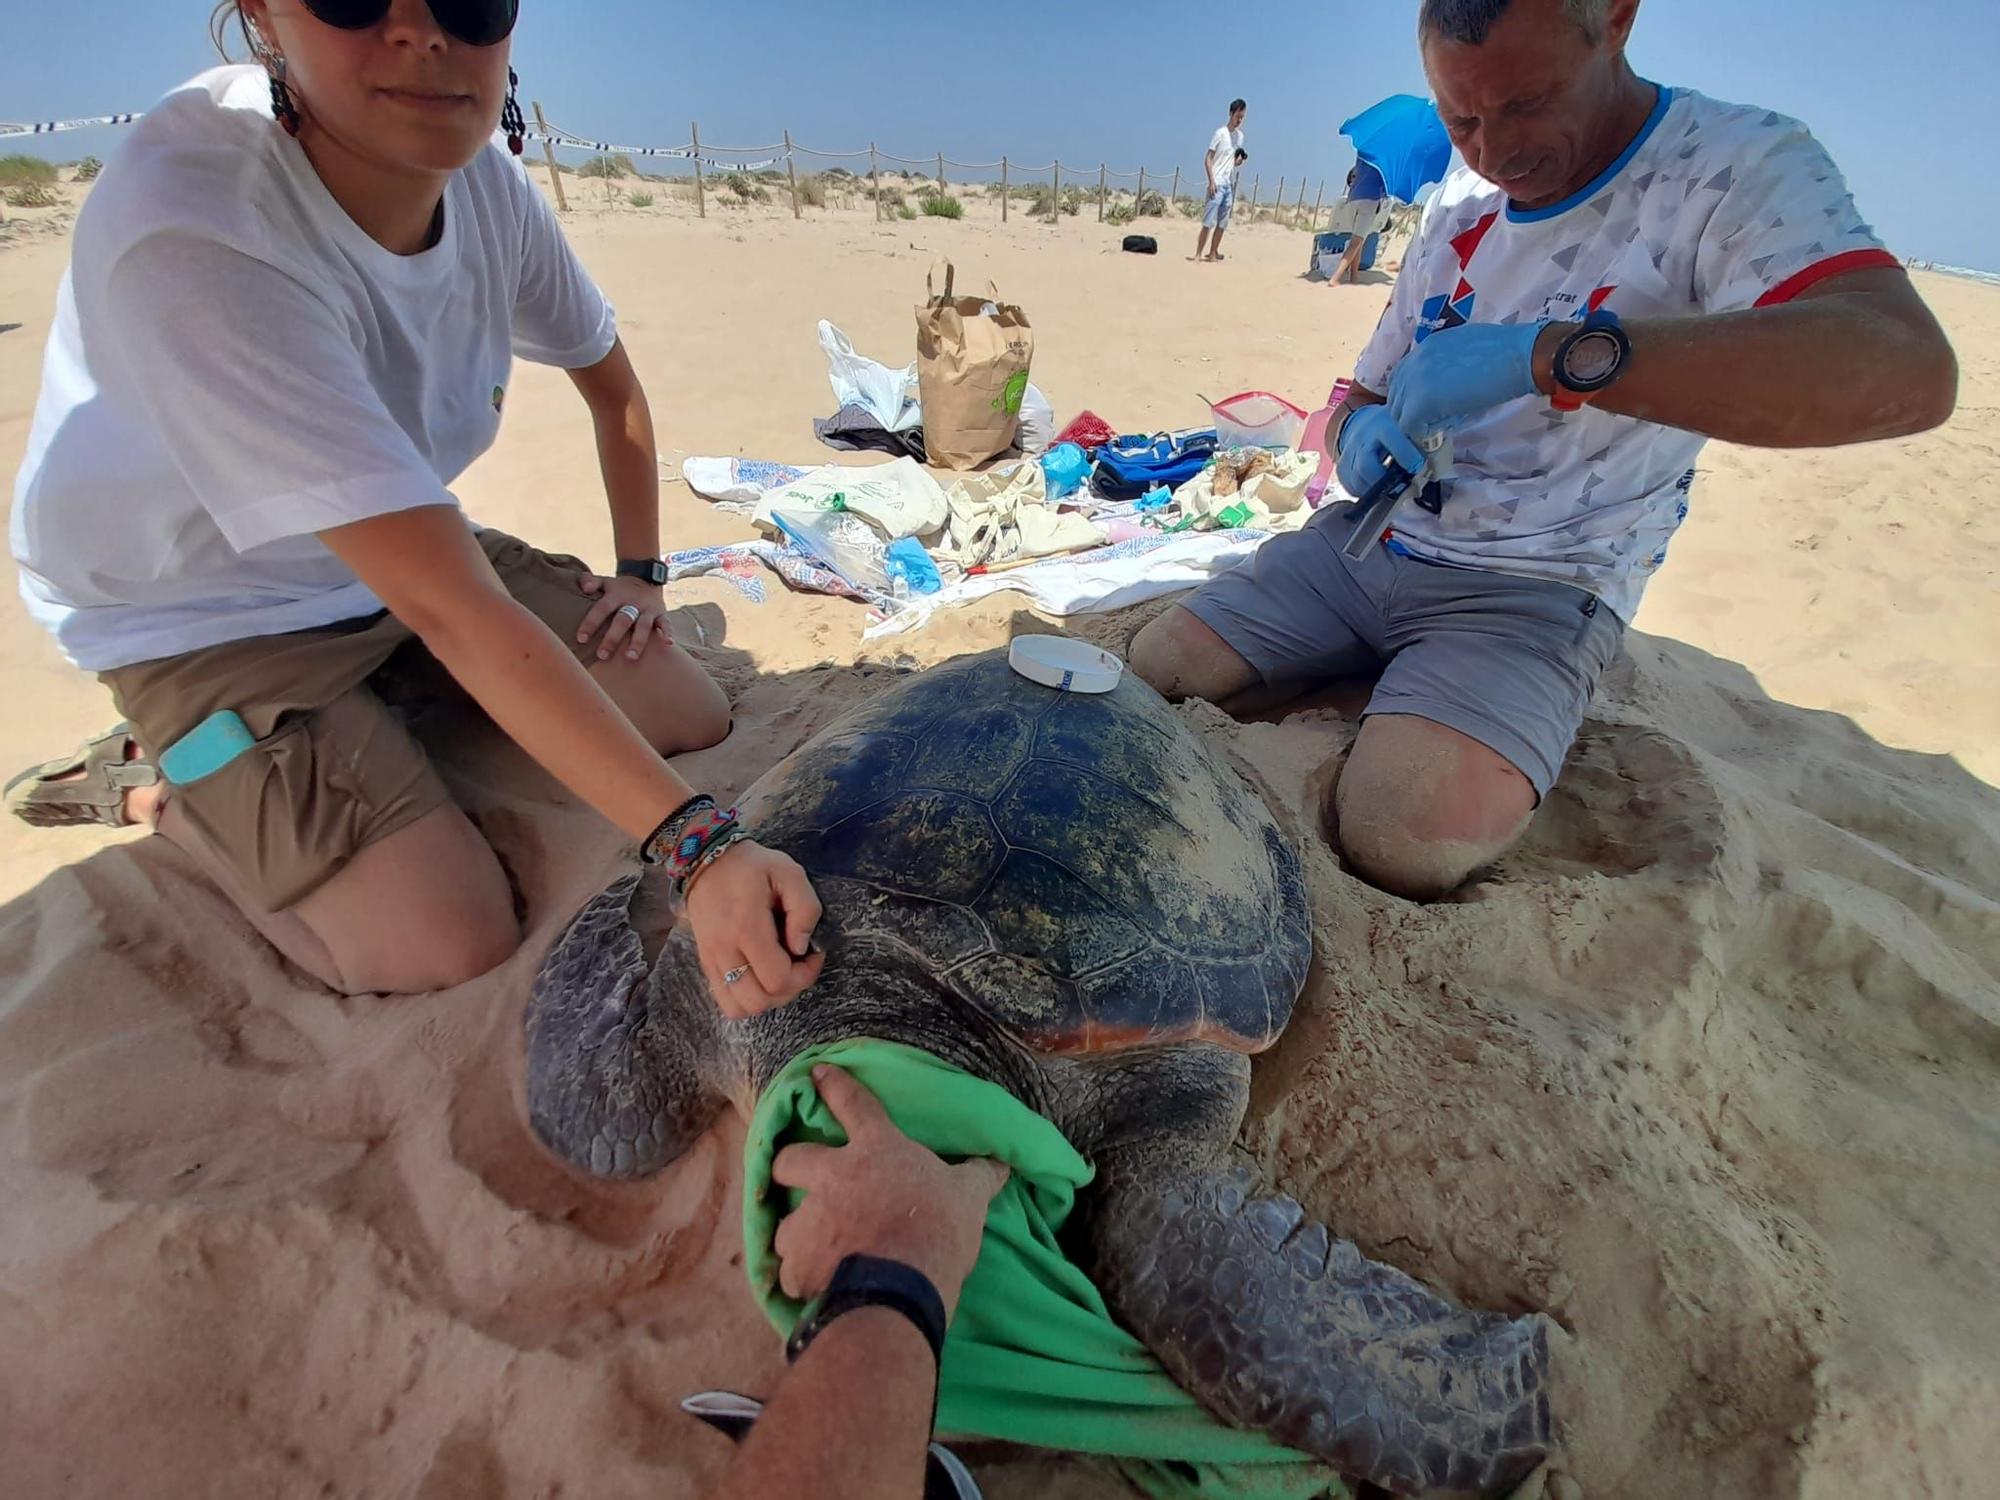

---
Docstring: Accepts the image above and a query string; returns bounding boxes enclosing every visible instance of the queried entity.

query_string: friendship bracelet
[675,820,749,899]
[666,806,739,882]
[641,795,734,873]
[639,793,714,866]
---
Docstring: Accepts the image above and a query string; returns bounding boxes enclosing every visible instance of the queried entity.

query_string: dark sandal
[5,723,157,829]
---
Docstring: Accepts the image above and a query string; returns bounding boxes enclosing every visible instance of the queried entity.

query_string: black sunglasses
[300,0,519,47]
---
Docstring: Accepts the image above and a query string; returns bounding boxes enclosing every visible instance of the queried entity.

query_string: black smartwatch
[616,557,670,587]
[1550,308,1631,411]
[785,1253,949,1375]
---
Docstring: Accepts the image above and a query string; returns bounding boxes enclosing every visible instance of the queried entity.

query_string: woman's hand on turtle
[684,838,825,1018]
[576,572,673,663]
[772,1064,1009,1322]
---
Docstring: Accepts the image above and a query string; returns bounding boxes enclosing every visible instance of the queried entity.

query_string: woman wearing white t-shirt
[7,0,825,1007]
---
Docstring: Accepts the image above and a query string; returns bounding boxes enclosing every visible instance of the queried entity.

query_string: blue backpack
[1089,429,1219,501]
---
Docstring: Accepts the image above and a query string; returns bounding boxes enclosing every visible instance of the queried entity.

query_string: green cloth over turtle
[744,1038,1344,1500]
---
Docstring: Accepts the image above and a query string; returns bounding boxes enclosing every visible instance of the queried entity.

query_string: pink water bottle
[1301,378,1353,507]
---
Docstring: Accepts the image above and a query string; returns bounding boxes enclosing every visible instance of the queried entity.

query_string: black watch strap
[785,1253,949,1375]
[1550,308,1630,408]
[616,557,669,587]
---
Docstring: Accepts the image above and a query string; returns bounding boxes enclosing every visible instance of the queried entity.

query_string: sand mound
[2,617,1996,1500]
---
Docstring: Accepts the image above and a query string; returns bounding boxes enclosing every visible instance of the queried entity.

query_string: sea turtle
[525,650,1553,1495]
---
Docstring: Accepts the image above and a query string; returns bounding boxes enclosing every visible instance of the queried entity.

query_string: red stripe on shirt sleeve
[1753,248,1903,307]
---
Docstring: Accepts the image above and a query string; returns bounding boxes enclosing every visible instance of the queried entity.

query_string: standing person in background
[1192,98,1247,263]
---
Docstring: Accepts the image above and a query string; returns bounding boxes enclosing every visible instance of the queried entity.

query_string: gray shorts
[1180,507,1625,797]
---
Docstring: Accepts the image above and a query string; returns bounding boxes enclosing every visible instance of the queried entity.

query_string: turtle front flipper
[525,873,725,1180]
[1089,1151,1553,1496]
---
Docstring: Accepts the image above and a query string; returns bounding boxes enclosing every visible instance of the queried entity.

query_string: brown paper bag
[914,261,1034,471]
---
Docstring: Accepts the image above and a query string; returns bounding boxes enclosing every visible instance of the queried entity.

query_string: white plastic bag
[771,507,897,597]
[1205,391,1308,450]
[752,457,948,541]
[1016,383,1056,457]
[818,320,922,433]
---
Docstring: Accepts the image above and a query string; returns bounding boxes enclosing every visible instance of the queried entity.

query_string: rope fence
[1,107,1349,234]
[526,110,1342,233]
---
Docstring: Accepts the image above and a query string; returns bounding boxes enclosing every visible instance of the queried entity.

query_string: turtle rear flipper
[526,873,725,1179]
[1089,1153,1553,1497]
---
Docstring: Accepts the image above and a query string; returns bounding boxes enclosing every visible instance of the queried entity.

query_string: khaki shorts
[101,529,601,913]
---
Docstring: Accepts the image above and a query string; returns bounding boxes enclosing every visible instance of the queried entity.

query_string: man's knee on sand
[1129,607,1259,705]
[1131,615,1538,899]
[1328,715,1536,899]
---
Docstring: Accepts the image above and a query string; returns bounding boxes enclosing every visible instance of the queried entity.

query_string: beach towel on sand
[744,1039,1345,1500]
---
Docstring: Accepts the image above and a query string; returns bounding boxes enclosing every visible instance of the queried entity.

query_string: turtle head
[524,873,729,1180]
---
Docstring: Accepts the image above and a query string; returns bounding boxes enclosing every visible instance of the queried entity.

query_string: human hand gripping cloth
[744,1039,1346,1500]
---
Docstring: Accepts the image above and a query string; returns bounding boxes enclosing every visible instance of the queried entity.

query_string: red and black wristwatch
[1549,308,1632,412]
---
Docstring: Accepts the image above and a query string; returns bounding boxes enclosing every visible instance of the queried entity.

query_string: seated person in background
[1131,0,1956,900]
[1331,159,1389,284]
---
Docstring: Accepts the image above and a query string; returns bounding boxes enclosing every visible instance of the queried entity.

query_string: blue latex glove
[1335,404,1429,500]
[884,535,941,595]
[1386,320,1548,440]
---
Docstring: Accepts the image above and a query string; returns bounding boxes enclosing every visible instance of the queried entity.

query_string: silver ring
[616,603,642,623]
[723,965,750,985]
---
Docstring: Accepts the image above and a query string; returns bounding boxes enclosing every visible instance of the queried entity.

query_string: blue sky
[3,0,1993,270]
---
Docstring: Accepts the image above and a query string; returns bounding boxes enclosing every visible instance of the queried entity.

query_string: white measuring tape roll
[1007,636,1124,695]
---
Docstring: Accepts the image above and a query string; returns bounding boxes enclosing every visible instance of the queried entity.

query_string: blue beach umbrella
[1339,94,1452,203]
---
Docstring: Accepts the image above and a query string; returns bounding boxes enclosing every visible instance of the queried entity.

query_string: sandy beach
[2,178,1997,1498]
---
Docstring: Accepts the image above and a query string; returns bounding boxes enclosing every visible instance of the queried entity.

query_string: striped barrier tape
[2,113,1179,185]
[0,113,142,138]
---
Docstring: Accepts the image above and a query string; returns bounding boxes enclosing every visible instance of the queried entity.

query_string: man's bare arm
[707,1311,936,1500]
[1531,268,1956,446]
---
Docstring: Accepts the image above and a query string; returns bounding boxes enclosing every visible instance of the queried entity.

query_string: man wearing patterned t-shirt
[1133,0,1956,900]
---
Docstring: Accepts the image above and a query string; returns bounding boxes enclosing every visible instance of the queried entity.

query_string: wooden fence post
[1051,159,1061,222]
[531,102,567,213]
[1274,176,1284,222]
[1001,156,1008,222]
[1170,165,1180,215]
[1310,178,1325,231]
[1248,174,1259,214]
[937,151,946,202]
[784,130,800,218]
[870,144,880,222]
[691,121,705,219]
[1098,162,1106,221]
[1294,176,1309,226]
[1136,166,1146,212]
